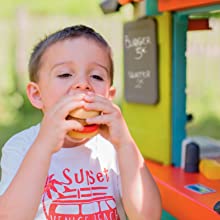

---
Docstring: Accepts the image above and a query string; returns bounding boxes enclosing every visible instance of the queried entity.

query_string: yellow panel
[122,12,172,165]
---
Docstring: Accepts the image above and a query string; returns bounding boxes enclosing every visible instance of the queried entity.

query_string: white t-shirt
[0,124,127,220]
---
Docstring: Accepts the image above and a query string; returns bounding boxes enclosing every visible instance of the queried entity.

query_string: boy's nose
[73,75,91,91]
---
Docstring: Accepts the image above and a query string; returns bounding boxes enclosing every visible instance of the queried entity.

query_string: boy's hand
[36,93,87,153]
[84,93,132,150]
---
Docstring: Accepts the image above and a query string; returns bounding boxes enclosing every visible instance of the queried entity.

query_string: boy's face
[28,37,115,112]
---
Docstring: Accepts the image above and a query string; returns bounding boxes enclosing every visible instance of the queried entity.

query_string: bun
[67,108,100,140]
[67,129,98,140]
[69,108,99,119]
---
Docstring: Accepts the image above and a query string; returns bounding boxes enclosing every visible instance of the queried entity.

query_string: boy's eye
[58,73,72,78]
[91,74,104,81]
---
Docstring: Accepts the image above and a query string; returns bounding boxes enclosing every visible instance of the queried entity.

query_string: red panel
[158,0,220,11]
[145,160,220,220]
[118,0,131,4]
[118,0,143,5]
[188,19,211,30]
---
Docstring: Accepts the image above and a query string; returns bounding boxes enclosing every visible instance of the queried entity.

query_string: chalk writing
[124,35,151,60]
[128,70,151,88]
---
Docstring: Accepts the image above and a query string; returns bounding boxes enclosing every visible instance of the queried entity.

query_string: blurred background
[1,0,220,157]
[0,0,133,154]
[186,18,220,139]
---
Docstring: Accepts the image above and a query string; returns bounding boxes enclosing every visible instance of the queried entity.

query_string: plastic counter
[145,160,220,219]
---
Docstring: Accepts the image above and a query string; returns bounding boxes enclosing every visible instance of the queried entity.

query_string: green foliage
[0,98,42,158]
[187,114,220,139]
[0,0,102,18]
[0,92,42,151]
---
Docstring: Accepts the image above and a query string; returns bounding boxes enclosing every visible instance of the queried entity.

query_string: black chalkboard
[123,17,158,104]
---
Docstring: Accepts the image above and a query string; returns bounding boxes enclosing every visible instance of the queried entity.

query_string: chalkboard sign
[123,17,158,104]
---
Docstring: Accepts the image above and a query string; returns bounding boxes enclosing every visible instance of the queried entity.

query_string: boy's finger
[64,119,84,132]
[56,100,86,119]
[84,101,116,115]
[49,93,86,117]
[86,114,113,126]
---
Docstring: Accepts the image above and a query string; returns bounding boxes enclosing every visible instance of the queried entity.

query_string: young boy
[0,25,161,220]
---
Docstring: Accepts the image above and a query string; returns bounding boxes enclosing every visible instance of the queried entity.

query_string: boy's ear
[26,82,43,109]
[108,86,116,101]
